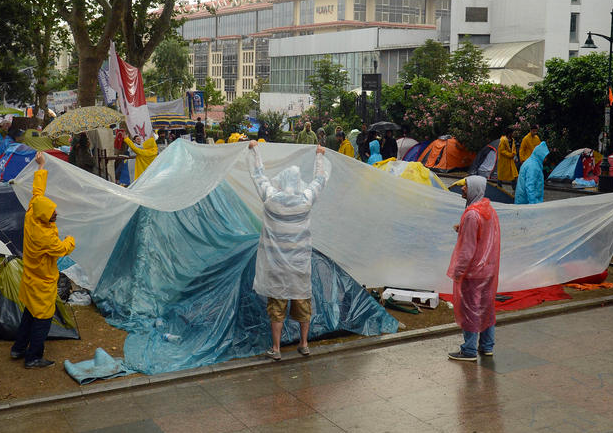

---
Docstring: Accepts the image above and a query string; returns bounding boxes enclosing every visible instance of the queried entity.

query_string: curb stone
[3,294,613,412]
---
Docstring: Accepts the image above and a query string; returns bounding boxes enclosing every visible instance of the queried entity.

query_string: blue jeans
[460,325,495,357]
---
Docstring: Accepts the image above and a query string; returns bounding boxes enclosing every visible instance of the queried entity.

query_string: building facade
[178,0,451,101]
[450,0,611,75]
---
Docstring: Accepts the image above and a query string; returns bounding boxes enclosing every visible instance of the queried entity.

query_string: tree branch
[95,0,124,57]
[94,0,112,14]
[139,0,176,68]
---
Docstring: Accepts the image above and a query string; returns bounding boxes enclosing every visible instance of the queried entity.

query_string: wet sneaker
[24,358,55,369]
[448,351,477,362]
[10,350,25,360]
[297,346,310,356]
[478,349,493,356]
[265,349,281,361]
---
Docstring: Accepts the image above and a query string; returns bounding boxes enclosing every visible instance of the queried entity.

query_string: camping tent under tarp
[0,183,25,256]
[418,136,476,172]
[0,257,79,340]
[402,140,430,162]
[448,181,515,204]
[94,181,398,374]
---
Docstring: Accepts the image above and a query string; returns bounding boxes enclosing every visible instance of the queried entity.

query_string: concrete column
[237,39,244,98]
[366,0,375,22]
[425,0,436,25]
[294,1,301,26]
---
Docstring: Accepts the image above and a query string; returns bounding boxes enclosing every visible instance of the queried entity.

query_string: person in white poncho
[248,140,330,361]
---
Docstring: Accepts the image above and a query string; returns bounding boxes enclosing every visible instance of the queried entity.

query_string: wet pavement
[1,305,612,433]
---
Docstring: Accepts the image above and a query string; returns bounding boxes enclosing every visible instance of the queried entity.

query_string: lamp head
[582,32,598,49]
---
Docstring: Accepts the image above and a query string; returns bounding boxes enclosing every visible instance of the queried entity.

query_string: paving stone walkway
[2,305,612,433]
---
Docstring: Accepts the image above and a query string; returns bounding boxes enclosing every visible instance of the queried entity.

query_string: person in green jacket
[296,122,317,144]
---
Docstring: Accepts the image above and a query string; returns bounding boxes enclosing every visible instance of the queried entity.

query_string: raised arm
[124,137,145,156]
[45,235,76,258]
[304,145,329,203]
[32,152,47,198]
[248,141,276,202]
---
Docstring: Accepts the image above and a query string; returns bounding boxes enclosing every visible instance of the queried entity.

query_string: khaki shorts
[267,298,312,323]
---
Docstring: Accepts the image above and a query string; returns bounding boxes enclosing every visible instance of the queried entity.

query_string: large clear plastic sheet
[11,139,613,293]
[93,182,397,374]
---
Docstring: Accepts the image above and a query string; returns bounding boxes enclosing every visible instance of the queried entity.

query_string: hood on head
[531,141,549,164]
[143,137,157,149]
[32,196,57,223]
[271,165,306,194]
[465,175,486,207]
[369,140,380,155]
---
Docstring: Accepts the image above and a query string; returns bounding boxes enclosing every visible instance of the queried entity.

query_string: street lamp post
[583,8,613,192]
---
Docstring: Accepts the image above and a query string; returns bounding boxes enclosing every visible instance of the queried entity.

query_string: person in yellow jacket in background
[124,134,158,180]
[519,125,540,164]
[336,131,355,158]
[497,128,519,190]
[11,152,75,369]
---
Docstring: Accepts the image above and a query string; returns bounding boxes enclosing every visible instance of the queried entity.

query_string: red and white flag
[108,42,152,139]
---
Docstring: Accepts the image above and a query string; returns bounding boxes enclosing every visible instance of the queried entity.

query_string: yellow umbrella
[42,106,124,138]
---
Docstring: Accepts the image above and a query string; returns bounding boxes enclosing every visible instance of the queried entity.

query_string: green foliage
[197,76,225,128]
[331,91,361,132]
[148,39,195,100]
[404,79,528,152]
[531,53,609,154]
[401,39,449,83]
[257,110,286,142]
[306,55,349,122]
[448,37,490,84]
[220,95,257,139]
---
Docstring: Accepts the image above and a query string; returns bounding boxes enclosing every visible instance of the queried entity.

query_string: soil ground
[1,280,612,402]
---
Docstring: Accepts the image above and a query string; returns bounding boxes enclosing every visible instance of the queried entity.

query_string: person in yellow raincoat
[519,125,540,164]
[11,152,75,368]
[336,131,355,158]
[124,134,158,180]
[497,128,518,190]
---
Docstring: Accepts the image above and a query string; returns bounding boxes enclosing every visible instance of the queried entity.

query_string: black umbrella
[367,121,401,132]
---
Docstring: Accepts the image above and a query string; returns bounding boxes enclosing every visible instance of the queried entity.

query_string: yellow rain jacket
[19,170,75,319]
[125,137,158,179]
[497,136,518,182]
[338,139,355,158]
[519,133,540,163]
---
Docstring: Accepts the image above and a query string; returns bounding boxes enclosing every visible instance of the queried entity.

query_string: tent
[418,136,476,172]
[402,140,430,162]
[0,256,79,340]
[0,144,68,181]
[0,183,25,256]
[374,159,448,190]
[468,139,499,179]
[22,129,70,151]
[448,181,515,204]
[548,148,602,186]
[11,140,613,371]
[397,137,419,160]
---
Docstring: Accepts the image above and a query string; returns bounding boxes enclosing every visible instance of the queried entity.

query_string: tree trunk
[78,53,102,107]
[204,102,208,131]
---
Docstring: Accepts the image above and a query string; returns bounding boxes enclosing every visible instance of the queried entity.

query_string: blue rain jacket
[515,142,549,204]
[367,140,382,165]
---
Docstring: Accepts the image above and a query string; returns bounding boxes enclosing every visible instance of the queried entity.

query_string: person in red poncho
[447,176,500,362]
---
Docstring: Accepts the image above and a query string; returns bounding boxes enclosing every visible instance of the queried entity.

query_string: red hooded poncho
[446,198,500,332]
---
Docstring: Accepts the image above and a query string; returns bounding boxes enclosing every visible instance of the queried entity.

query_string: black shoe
[24,358,55,369]
[448,351,477,362]
[10,350,25,360]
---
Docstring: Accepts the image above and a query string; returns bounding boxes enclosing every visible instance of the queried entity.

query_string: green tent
[0,107,23,116]
[21,129,70,151]
[0,257,79,340]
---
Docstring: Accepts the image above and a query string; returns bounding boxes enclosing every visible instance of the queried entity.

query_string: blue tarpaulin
[93,181,398,375]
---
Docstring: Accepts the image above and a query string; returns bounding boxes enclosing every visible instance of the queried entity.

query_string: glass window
[375,0,425,24]
[258,8,273,31]
[570,13,579,42]
[338,0,346,20]
[354,0,366,21]
[465,7,488,22]
[300,0,314,25]
[273,2,294,27]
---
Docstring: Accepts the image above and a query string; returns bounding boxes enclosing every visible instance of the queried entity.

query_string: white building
[450,0,612,77]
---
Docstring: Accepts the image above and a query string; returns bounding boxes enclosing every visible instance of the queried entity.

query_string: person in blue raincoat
[367,137,382,165]
[514,141,549,204]
[248,140,330,361]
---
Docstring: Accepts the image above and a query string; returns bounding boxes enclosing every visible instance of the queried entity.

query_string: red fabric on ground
[439,285,571,312]
[567,270,608,285]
